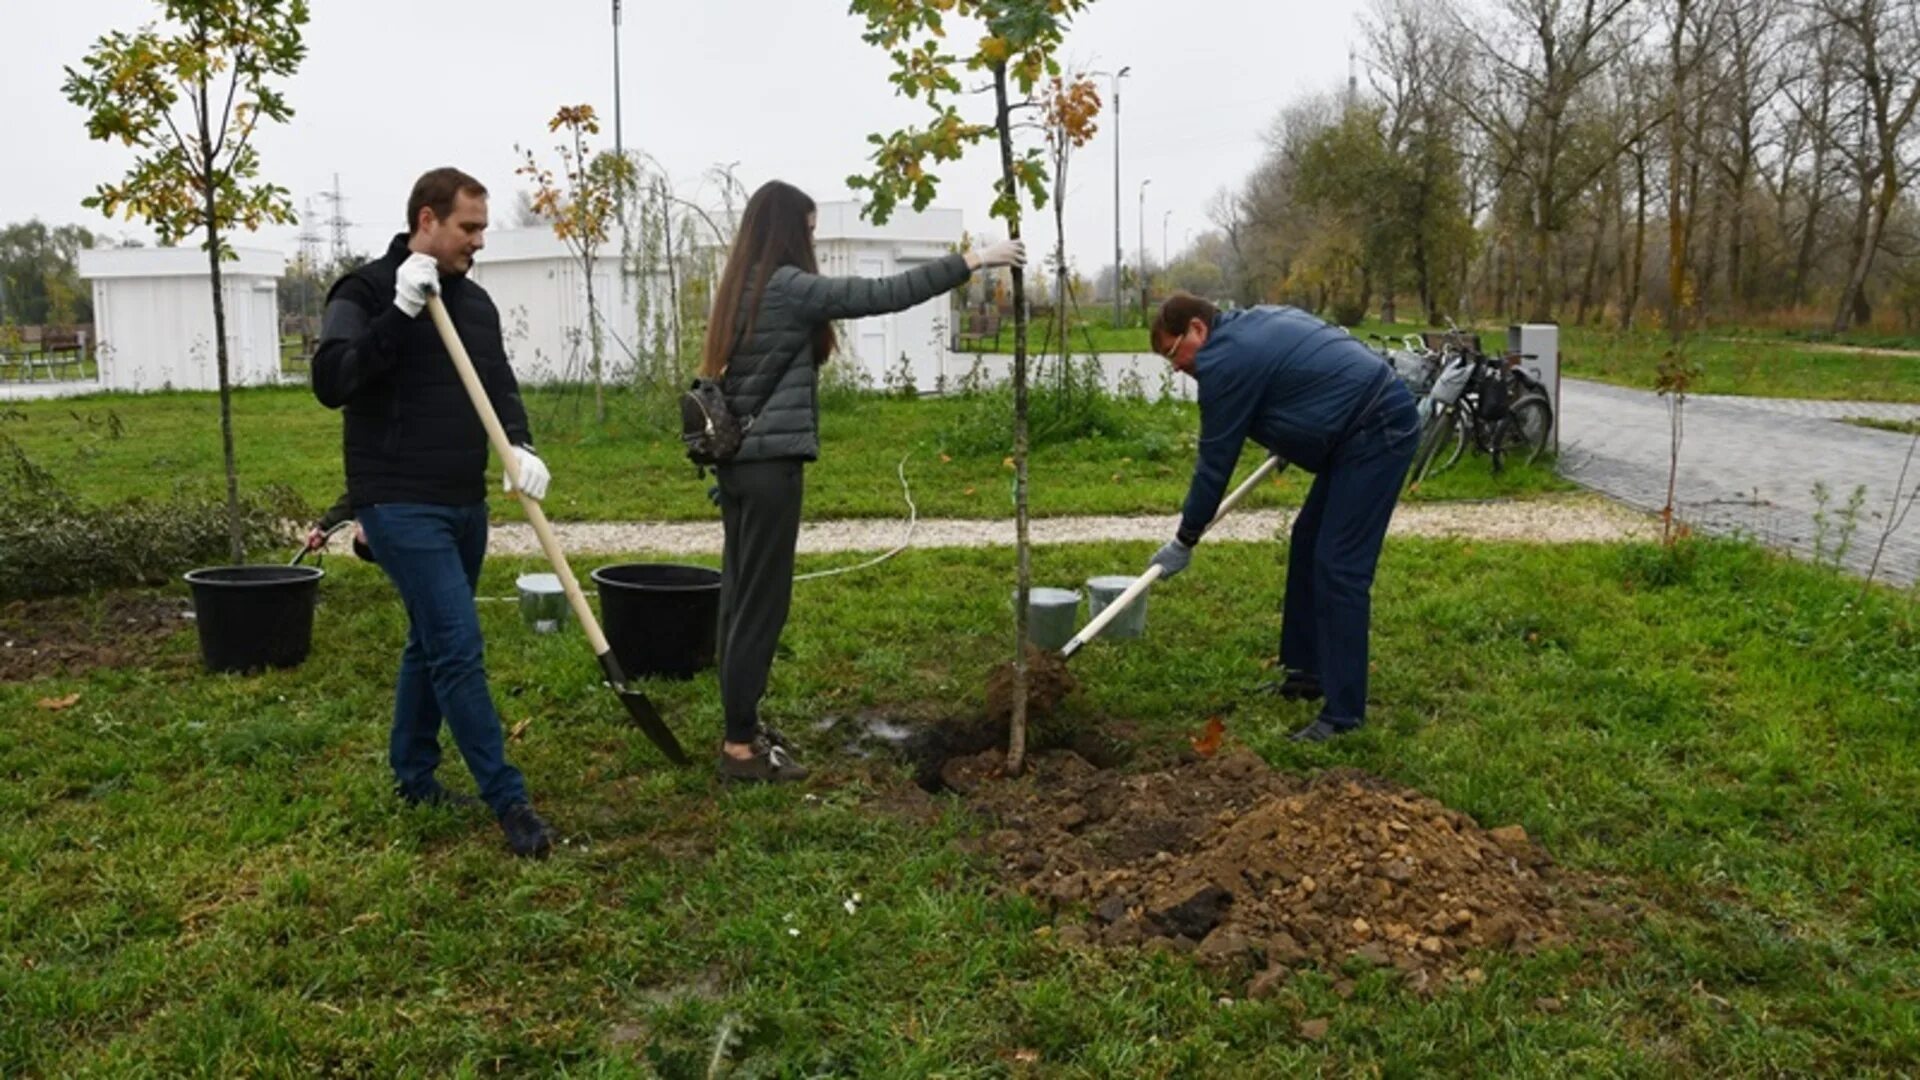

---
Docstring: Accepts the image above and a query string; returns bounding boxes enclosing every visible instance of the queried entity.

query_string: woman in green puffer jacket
[699,179,1025,783]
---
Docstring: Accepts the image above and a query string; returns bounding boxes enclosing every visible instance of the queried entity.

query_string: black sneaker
[1288,718,1355,744]
[718,738,810,784]
[398,781,483,810]
[1258,671,1324,702]
[498,802,555,859]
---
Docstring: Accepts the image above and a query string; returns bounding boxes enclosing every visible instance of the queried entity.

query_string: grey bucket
[516,573,569,633]
[1017,587,1082,650]
[1086,575,1149,639]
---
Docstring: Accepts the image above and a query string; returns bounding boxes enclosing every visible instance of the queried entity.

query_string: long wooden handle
[1065,564,1164,654]
[1059,454,1287,658]
[425,294,609,655]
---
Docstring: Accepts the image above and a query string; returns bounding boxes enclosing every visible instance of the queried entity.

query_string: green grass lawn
[0,384,1567,525]
[1848,417,1920,437]
[1355,317,1920,402]
[3,536,1918,1072]
[961,314,1151,356]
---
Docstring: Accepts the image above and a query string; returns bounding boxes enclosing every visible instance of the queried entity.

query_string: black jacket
[311,235,531,507]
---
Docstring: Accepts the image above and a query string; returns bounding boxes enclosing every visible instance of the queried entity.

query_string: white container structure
[466,228,670,386]
[811,201,963,392]
[77,246,285,392]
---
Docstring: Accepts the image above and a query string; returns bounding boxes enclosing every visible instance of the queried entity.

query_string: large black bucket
[183,565,325,674]
[590,562,721,680]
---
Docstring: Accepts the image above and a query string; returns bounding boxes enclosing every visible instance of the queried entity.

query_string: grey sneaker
[718,738,810,784]
[1288,718,1355,743]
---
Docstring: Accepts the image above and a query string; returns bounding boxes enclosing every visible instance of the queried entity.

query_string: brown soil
[948,746,1568,995]
[0,592,193,681]
[983,645,1079,726]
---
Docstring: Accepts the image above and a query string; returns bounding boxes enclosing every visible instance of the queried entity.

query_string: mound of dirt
[983,645,1079,727]
[0,593,193,681]
[954,747,1566,994]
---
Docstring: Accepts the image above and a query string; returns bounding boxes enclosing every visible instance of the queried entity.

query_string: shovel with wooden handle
[1059,454,1287,660]
[425,292,690,765]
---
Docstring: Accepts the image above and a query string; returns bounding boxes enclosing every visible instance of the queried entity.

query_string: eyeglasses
[1158,326,1188,361]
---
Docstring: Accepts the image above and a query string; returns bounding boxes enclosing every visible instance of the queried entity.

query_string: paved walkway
[1560,378,1920,584]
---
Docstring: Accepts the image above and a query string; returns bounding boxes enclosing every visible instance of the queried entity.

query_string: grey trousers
[715,459,805,744]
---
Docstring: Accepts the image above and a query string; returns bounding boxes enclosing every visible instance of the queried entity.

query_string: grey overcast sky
[2,0,1366,275]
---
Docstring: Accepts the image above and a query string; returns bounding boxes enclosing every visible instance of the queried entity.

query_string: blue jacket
[1177,306,1393,543]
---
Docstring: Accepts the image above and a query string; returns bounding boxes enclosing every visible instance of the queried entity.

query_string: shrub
[0,437,304,600]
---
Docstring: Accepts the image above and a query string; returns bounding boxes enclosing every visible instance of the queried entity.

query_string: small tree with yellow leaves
[846,0,1099,775]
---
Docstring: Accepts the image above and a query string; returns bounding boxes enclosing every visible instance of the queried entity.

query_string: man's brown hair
[1153,291,1220,349]
[406,167,488,234]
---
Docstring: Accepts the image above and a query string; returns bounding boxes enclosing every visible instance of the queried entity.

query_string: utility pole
[611,0,624,161]
[322,174,351,267]
[1109,66,1130,326]
[1162,209,1171,274]
[1137,178,1151,325]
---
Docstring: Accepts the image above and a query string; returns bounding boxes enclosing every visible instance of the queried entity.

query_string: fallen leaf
[939,453,952,464]
[508,718,532,741]
[1189,716,1225,757]
[963,486,977,496]
[1002,456,1015,469]
[36,693,80,711]
[1012,1048,1040,1064]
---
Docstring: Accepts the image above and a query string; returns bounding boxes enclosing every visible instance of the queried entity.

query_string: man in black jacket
[312,167,556,859]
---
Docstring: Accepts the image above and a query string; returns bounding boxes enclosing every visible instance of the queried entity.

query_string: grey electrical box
[1506,323,1560,452]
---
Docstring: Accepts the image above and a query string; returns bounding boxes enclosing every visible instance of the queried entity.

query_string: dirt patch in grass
[0,592,193,681]
[942,746,1569,995]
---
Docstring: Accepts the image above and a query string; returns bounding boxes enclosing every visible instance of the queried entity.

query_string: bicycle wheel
[1435,412,1472,474]
[1406,409,1458,489]
[1496,394,1553,465]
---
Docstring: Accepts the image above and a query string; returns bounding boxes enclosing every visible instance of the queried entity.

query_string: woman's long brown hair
[700,180,837,379]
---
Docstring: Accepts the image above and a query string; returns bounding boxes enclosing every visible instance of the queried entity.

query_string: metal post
[1112,71,1122,326]
[611,1,624,161]
[1137,178,1150,325]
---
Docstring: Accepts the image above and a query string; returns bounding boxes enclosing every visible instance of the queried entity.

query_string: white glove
[394,252,440,318]
[504,445,550,501]
[977,239,1026,269]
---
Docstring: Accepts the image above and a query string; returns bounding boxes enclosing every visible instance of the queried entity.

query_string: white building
[811,201,963,391]
[77,246,285,392]
[466,228,669,385]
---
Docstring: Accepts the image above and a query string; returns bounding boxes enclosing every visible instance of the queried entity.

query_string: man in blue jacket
[1146,292,1419,742]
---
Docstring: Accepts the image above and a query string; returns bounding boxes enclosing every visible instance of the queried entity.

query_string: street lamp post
[611,1,624,160]
[1162,209,1172,275]
[1137,178,1151,325]
[1109,66,1130,327]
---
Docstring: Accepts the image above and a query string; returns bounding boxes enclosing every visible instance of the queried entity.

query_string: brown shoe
[717,738,810,784]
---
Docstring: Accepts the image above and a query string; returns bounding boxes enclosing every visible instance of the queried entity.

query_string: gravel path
[447,493,1651,558]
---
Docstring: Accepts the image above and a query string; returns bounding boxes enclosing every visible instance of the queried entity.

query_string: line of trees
[1185,0,1920,336]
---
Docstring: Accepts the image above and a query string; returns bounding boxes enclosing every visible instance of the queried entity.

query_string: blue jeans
[1278,378,1420,730]
[357,502,527,815]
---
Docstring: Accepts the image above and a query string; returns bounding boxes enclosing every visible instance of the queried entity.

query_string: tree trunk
[661,187,680,373]
[994,64,1033,777]
[585,259,605,423]
[1576,200,1605,327]
[1624,151,1648,331]
[198,74,243,564]
[1833,163,1876,333]
[1530,189,1553,323]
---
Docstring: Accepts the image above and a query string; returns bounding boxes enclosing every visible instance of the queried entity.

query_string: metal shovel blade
[598,650,690,765]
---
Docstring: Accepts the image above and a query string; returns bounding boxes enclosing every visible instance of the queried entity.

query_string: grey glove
[1148,538,1193,579]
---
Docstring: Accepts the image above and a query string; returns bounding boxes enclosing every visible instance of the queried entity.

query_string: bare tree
[1817,0,1920,332]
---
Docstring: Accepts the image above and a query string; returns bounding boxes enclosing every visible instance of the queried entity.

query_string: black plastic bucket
[590,562,721,680]
[183,565,325,674]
